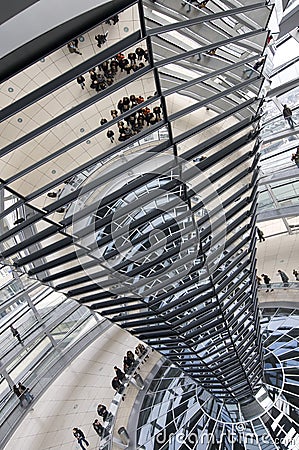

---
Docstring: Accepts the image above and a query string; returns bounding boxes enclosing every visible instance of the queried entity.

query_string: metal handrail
[258,281,299,290]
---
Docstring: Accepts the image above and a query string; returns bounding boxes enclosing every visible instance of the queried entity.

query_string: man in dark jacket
[283,105,295,129]
[135,47,145,60]
[261,274,273,292]
[114,366,126,381]
[93,419,104,436]
[13,384,25,407]
[112,376,124,394]
[257,227,265,242]
[278,270,289,287]
[76,75,85,89]
[73,428,89,449]
[18,382,34,404]
[107,130,115,143]
[97,403,109,421]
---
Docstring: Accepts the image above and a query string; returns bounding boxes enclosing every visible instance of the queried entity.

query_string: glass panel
[257,219,287,236]
[63,315,97,347]
[7,337,52,382]
[273,39,299,67]
[271,61,299,89]
[0,4,140,108]
[50,307,91,346]
[261,99,280,123]
[0,266,13,288]
[258,191,274,210]
[272,181,299,205]
[278,85,299,110]
[287,216,299,232]
[34,292,70,317]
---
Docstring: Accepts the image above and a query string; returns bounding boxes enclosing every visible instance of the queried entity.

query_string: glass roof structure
[0,0,298,449]
[0,0,270,403]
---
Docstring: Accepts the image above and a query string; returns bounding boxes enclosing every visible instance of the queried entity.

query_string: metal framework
[0,0,273,403]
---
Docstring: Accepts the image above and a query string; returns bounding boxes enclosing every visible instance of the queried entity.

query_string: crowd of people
[257,269,299,292]
[256,227,298,290]
[69,31,158,151]
[256,227,299,292]
[72,343,147,449]
[75,47,148,94]
[111,344,147,395]
[104,95,163,144]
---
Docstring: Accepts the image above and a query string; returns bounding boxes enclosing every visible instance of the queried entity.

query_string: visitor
[67,41,82,55]
[135,47,145,60]
[261,274,273,292]
[283,104,295,129]
[257,227,265,242]
[243,57,265,79]
[73,428,89,450]
[292,269,299,281]
[76,75,86,89]
[111,376,125,394]
[107,130,115,143]
[291,149,299,168]
[10,325,23,345]
[18,382,34,404]
[95,31,108,48]
[13,384,25,407]
[93,419,104,436]
[97,404,109,421]
[277,269,289,287]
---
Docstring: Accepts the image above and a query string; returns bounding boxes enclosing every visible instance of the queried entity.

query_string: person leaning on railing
[111,376,125,396]
[93,419,104,436]
[278,270,289,287]
[18,382,34,405]
[114,366,126,382]
[13,384,25,407]
[135,343,147,357]
[261,274,273,292]
[97,404,109,421]
[126,350,135,366]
